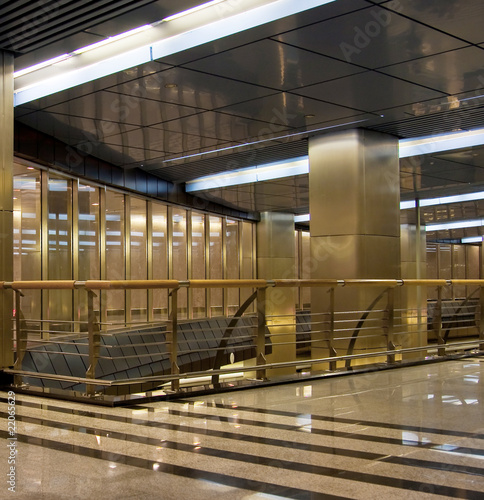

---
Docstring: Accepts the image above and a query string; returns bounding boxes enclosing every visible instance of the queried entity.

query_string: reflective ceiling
[10,0,484,239]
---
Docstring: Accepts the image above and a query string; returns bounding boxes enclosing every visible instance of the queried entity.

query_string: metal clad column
[401,224,427,359]
[257,212,296,376]
[309,129,400,368]
[0,51,14,368]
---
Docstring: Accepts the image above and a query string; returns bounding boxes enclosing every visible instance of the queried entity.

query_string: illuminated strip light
[14,0,337,106]
[163,0,225,21]
[399,128,484,158]
[401,190,484,210]
[13,25,152,79]
[186,158,309,191]
[425,219,484,232]
[294,214,310,223]
[462,236,483,243]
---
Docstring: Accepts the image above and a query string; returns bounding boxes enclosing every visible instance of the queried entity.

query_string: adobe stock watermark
[6,391,17,494]
[340,1,403,62]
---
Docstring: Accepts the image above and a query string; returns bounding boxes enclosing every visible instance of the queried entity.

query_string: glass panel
[426,243,438,300]
[130,198,147,322]
[439,245,452,299]
[301,231,311,308]
[47,174,72,333]
[152,203,168,320]
[452,244,466,298]
[105,190,125,325]
[191,212,206,318]
[240,221,255,313]
[13,163,41,333]
[172,208,187,317]
[226,219,239,315]
[209,216,223,316]
[78,184,100,324]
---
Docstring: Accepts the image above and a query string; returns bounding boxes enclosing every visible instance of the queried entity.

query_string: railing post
[384,288,396,365]
[13,290,27,386]
[168,288,180,392]
[256,287,267,380]
[86,290,100,396]
[324,287,337,371]
[479,286,484,352]
[433,286,446,357]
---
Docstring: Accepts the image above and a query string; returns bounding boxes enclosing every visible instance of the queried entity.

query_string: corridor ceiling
[8,0,484,239]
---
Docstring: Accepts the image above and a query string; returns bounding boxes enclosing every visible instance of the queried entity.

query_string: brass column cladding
[308,130,400,369]
[0,51,13,368]
[256,212,296,376]
[400,224,427,360]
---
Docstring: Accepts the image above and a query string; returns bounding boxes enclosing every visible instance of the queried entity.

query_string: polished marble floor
[1,358,484,499]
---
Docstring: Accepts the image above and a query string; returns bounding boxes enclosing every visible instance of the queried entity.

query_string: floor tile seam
[10,415,484,484]
[4,428,483,499]
[7,398,484,446]
[4,397,483,443]
[0,432,346,500]
[7,406,484,460]
[171,400,484,440]
[161,409,484,443]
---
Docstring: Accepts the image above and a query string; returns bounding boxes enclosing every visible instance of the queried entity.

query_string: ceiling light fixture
[14,0,338,105]
[162,0,226,22]
[399,127,484,158]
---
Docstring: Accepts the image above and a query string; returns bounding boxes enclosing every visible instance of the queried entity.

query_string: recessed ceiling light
[164,83,178,88]
[304,114,315,118]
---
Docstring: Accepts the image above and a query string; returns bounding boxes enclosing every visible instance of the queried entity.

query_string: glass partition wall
[12,160,256,330]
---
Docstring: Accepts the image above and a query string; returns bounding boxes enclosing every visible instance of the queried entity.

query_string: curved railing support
[345,288,390,369]
[211,290,258,387]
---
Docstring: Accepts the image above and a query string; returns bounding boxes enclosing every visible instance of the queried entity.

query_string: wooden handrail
[3,278,484,290]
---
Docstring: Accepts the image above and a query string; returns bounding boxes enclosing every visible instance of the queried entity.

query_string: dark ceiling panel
[104,67,277,110]
[39,91,204,127]
[380,46,484,95]
[215,92,364,129]
[383,0,484,45]
[293,71,445,113]
[273,5,467,69]
[183,39,365,91]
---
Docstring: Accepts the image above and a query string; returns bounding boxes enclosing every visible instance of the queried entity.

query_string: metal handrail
[4,278,484,399]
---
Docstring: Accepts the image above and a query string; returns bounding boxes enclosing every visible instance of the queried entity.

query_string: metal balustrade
[1,279,483,403]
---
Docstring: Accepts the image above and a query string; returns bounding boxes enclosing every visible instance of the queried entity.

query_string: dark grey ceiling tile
[384,0,484,44]
[183,39,364,91]
[217,92,362,129]
[294,71,445,112]
[41,91,202,127]
[152,111,293,143]
[104,67,277,110]
[380,47,484,95]
[274,5,466,68]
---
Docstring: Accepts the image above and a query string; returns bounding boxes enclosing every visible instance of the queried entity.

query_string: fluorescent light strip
[462,236,483,243]
[399,127,484,158]
[14,0,337,105]
[186,158,309,191]
[163,0,225,22]
[425,219,484,232]
[294,214,310,223]
[14,53,71,78]
[72,25,152,55]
